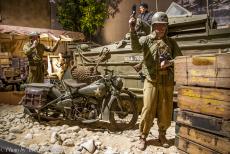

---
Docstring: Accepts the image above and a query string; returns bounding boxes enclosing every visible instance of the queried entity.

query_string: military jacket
[23,42,54,65]
[137,11,154,25]
[131,31,182,84]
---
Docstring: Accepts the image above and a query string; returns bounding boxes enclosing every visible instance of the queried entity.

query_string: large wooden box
[178,86,230,119]
[175,136,221,154]
[174,53,230,88]
[176,125,230,154]
[174,109,230,138]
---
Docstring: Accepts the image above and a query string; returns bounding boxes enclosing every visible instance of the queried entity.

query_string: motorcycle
[22,69,138,130]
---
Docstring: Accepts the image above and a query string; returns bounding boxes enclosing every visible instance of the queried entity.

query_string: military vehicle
[69,2,230,111]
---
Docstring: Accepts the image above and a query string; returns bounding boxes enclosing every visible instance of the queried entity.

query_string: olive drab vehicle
[22,67,138,130]
[71,2,230,111]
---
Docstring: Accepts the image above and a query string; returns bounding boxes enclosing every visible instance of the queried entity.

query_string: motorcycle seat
[63,79,87,88]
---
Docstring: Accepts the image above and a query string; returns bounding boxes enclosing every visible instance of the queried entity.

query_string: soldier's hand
[31,40,38,48]
[129,17,136,32]
[161,60,172,69]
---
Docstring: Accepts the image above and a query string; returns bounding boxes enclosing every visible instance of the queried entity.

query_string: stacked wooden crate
[174,53,230,154]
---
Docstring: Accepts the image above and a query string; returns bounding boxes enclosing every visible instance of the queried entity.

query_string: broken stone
[50,144,65,154]
[24,133,33,140]
[7,133,16,140]
[62,139,75,147]
[9,126,23,134]
[50,132,58,144]
[66,126,81,133]
[39,145,50,153]
[81,139,96,154]
[29,144,40,152]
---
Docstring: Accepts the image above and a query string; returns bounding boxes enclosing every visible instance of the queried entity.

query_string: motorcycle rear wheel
[109,90,138,130]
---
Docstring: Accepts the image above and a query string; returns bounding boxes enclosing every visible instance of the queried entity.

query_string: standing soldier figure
[135,2,154,36]
[23,32,60,83]
[129,12,182,150]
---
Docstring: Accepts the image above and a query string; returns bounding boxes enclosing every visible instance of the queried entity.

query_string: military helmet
[29,31,40,37]
[151,12,168,25]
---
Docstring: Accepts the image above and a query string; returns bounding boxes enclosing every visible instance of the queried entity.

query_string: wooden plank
[177,125,230,154]
[175,136,221,154]
[174,109,230,138]
[174,53,230,88]
[178,86,230,102]
[175,74,230,88]
[175,67,230,78]
[178,95,230,119]
[178,86,230,119]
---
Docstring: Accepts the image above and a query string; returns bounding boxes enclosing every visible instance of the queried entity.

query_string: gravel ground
[0,104,178,154]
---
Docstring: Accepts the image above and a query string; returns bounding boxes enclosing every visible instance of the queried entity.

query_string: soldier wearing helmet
[23,32,61,83]
[129,12,182,150]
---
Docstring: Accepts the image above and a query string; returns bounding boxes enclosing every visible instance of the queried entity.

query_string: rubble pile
[0,104,178,154]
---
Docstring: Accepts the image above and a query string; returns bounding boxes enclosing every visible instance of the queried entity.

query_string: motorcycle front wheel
[109,90,138,130]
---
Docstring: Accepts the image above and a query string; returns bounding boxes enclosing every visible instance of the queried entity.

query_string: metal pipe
[156,0,158,12]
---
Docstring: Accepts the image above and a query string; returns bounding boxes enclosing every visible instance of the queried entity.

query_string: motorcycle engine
[67,97,99,120]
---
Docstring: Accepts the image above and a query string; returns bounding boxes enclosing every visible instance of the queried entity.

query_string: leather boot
[137,137,146,151]
[159,131,169,148]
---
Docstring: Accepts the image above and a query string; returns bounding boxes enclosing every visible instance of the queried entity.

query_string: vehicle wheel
[109,90,138,130]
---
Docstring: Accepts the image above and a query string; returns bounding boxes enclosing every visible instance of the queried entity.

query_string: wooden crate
[174,53,230,88]
[178,86,230,119]
[0,91,24,105]
[175,136,221,154]
[174,109,230,138]
[176,125,230,154]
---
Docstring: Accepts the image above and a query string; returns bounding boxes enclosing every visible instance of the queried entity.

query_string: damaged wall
[0,0,51,28]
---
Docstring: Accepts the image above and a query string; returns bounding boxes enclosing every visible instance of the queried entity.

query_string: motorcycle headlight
[112,77,123,90]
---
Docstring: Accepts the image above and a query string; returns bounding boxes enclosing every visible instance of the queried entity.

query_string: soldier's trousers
[28,64,44,83]
[139,79,174,138]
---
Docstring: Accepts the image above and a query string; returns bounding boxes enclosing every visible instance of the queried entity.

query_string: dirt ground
[0,104,178,154]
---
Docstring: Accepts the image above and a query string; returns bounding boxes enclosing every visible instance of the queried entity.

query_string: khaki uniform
[23,41,59,83]
[131,31,182,137]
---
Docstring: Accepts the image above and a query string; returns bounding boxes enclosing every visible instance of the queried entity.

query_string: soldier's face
[31,35,39,41]
[139,6,147,14]
[153,23,168,38]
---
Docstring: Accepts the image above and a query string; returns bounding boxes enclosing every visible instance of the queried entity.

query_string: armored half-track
[69,3,230,110]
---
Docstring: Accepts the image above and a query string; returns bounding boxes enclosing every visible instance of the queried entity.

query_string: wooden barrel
[174,53,230,88]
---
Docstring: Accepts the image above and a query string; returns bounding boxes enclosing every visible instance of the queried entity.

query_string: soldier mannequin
[135,2,154,36]
[129,12,182,150]
[23,32,60,83]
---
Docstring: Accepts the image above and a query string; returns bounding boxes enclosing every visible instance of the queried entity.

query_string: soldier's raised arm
[129,17,147,53]
[44,38,61,52]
